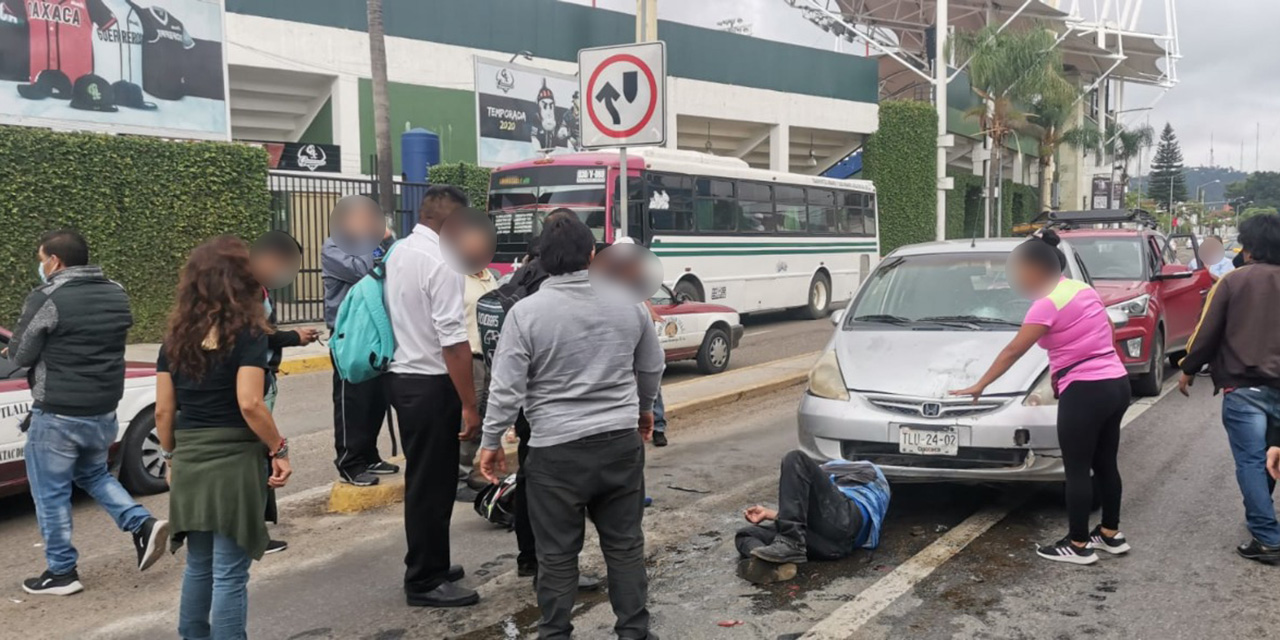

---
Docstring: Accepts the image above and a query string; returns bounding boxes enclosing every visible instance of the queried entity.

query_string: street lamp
[1196,180,1221,235]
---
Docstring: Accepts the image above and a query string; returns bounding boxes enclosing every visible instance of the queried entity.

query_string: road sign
[578,41,667,149]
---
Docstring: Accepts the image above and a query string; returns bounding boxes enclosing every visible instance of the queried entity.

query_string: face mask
[37,260,47,284]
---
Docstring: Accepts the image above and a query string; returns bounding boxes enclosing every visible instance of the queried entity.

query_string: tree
[954,24,1073,235]
[368,0,394,216]
[1148,123,1187,213]
[1106,121,1155,191]
[1224,171,1280,211]
[1028,89,1101,211]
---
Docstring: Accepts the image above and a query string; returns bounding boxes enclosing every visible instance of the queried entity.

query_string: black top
[157,330,269,430]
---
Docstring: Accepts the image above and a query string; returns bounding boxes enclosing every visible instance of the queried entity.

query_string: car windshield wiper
[917,315,1021,328]
[851,314,914,325]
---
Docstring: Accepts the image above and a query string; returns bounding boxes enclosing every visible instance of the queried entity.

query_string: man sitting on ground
[736,451,889,583]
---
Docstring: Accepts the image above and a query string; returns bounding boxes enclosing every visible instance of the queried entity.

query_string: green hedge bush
[863,101,937,255]
[946,171,985,239]
[0,127,270,342]
[429,162,492,209]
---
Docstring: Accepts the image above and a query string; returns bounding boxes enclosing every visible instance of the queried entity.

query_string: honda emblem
[920,402,942,418]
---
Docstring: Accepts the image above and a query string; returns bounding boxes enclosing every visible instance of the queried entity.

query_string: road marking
[744,328,779,338]
[802,374,1179,638]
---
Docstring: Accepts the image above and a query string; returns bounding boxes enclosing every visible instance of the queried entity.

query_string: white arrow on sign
[578,41,666,149]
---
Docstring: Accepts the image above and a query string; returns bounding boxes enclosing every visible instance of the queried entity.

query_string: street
[3,317,1274,639]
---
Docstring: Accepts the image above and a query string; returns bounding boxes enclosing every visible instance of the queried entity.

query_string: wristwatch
[160,450,174,461]
[271,438,289,460]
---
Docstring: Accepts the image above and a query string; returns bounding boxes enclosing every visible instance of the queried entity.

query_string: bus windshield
[488,166,612,263]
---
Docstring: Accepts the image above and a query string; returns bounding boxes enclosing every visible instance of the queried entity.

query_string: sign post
[579,41,667,241]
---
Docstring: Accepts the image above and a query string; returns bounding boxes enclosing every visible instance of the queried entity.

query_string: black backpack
[477,260,549,373]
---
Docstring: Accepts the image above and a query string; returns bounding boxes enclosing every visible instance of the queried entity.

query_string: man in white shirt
[383,185,482,608]
[1189,235,1236,280]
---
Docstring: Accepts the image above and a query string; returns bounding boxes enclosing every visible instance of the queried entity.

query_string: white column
[332,76,364,177]
[769,122,790,173]
[934,0,949,241]
[664,81,678,149]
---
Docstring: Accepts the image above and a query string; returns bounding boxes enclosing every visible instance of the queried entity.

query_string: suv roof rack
[1047,209,1158,230]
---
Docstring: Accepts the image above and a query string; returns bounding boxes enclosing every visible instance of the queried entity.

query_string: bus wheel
[804,273,831,320]
[674,280,703,303]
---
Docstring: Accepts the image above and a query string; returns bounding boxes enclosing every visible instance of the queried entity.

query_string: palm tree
[1028,90,1101,211]
[954,24,1072,235]
[368,0,394,216]
[1105,121,1156,192]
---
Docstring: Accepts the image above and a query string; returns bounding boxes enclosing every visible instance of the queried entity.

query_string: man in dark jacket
[1179,213,1280,563]
[321,196,398,487]
[10,230,168,596]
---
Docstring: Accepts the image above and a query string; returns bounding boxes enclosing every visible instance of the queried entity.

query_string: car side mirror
[830,309,846,326]
[1155,264,1195,281]
[1106,308,1129,328]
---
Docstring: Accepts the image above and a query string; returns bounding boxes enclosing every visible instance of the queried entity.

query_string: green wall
[298,99,333,145]
[358,79,477,175]
[226,0,879,104]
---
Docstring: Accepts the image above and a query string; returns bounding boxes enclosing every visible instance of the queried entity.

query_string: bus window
[806,189,838,234]
[738,182,774,233]
[863,193,878,236]
[611,177,645,242]
[695,179,738,232]
[841,192,866,235]
[646,173,694,232]
[775,186,807,233]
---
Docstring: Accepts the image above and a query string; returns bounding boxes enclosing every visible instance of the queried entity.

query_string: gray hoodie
[481,271,664,450]
[320,236,393,329]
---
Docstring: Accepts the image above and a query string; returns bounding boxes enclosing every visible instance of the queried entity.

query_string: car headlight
[1107,294,1151,318]
[1023,371,1057,407]
[807,349,849,401]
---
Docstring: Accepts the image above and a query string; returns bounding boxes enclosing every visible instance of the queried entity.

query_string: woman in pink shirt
[952,230,1131,565]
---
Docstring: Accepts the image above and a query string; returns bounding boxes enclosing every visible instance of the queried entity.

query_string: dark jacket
[263,289,300,376]
[8,266,133,416]
[1180,263,1280,392]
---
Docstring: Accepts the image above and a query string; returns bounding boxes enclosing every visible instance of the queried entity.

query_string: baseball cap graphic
[70,74,118,112]
[17,69,72,100]
[111,80,157,110]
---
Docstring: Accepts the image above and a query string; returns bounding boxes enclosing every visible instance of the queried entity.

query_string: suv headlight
[1107,294,1151,318]
[807,350,849,401]
[1023,371,1057,407]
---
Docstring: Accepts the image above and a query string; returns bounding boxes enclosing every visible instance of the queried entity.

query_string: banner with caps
[0,0,227,140]
[474,56,583,168]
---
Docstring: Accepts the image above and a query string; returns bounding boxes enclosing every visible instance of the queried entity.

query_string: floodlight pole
[934,0,950,242]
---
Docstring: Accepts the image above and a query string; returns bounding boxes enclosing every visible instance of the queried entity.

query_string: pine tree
[1148,123,1187,213]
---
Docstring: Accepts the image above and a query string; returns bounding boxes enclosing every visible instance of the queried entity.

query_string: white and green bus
[487,147,879,317]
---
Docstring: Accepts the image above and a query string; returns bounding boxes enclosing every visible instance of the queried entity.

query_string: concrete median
[325,351,821,514]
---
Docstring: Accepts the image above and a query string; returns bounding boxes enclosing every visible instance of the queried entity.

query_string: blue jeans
[653,389,667,434]
[1221,387,1280,547]
[179,531,253,640]
[24,408,151,575]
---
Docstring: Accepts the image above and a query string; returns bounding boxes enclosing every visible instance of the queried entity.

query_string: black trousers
[737,451,862,561]
[1058,376,1130,543]
[526,429,649,640]
[514,412,535,564]
[332,366,388,480]
[385,372,461,594]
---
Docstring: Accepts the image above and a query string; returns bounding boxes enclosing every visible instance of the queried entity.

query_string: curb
[665,371,808,420]
[278,354,332,377]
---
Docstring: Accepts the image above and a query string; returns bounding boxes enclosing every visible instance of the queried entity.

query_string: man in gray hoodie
[479,213,664,640]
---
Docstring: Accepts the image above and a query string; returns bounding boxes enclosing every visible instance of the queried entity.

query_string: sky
[563,0,1280,174]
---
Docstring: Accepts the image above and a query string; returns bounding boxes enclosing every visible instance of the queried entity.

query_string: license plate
[898,426,959,456]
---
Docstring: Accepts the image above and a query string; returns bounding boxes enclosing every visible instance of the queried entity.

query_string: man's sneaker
[1036,537,1098,565]
[750,536,808,565]
[133,517,170,571]
[1088,525,1131,555]
[367,460,401,475]
[264,540,288,555]
[737,558,798,584]
[1236,539,1280,564]
[22,569,84,596]
[652,431,668,447]
[340,471,380,487]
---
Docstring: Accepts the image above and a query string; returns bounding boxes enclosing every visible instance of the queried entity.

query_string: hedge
[946,170,985,239]
[428,162,492,209]
[863,100,937,255]
[0,127,271,342]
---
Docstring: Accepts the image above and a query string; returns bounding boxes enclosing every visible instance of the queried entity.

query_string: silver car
[798,238,1106,483]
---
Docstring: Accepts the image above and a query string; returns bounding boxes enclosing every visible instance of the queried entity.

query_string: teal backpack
[330,244,399,384]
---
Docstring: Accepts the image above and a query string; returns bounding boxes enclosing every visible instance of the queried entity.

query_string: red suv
[1054,211,1213,396]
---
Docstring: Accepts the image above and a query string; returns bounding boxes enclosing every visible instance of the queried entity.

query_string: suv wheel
[1132,332,1164,397]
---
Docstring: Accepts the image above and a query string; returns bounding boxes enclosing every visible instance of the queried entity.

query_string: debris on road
[934,524,950,533]
[910,525,926,536]
[668,485,711,494]
[718,620,744,628]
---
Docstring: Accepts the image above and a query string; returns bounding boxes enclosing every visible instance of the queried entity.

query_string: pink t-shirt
[1023,279,1127,392]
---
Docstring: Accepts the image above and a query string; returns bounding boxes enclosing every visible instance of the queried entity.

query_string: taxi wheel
[118,410,169,496]
[697,327,732,375]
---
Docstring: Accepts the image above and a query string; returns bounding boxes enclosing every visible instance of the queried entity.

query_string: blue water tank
[401,128,441,183]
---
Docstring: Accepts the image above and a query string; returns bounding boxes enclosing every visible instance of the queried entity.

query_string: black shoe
[517,556,538,577]
[264,539,288,555]
[652,431,668,447]
[22,569,84,596]
[751,537,808,564]
[132,517,170,571]
[1236,539,1280,563]
[447,564,465,582]
[406,581,480,608]
[367,460,401,475]
[1088,525,1130,555]
[532,572,603,591]
[1036,537,1097,565]
[339,472,380,487]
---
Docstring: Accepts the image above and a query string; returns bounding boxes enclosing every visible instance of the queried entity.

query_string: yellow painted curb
[665,371,809,419]
[277,355,333,377]
[326,441,522,514]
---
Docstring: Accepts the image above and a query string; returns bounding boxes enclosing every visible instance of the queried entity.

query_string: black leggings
[1058,376,1131,543]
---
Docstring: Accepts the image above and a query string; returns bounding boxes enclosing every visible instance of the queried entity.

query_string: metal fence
[267,172,428,325]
